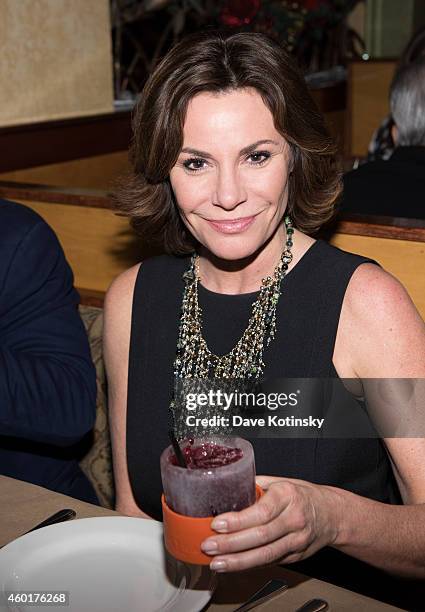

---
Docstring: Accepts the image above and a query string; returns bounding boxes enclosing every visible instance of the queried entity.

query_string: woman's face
[169,88,292,262]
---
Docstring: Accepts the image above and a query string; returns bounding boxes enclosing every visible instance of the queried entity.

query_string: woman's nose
[213,168,247,210]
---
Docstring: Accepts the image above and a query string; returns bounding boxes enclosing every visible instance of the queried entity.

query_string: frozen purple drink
[160,437,256,517]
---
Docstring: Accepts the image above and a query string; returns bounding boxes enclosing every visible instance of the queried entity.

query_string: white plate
[0,517,214,612]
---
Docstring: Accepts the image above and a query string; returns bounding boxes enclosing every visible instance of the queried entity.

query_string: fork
[232,578,289,612]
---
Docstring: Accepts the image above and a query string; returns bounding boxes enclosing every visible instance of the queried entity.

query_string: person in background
[342,57,425,218]
[0,199,98,504]
[367,25,425,162]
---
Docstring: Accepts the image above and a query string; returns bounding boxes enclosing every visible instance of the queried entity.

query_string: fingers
[210,484,289,534]
[203,498,310,556]
[208,532,307,572]
[202,479,324,573]
[211,480,295,534]
[202,515,292,555]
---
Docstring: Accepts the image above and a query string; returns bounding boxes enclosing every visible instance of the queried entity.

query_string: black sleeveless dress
[126,240,422,610]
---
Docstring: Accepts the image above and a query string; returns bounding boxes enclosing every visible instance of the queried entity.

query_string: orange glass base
[162,483,264,565]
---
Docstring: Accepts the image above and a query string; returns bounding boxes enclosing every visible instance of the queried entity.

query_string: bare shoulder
[103,264,142,371]
[343,263,421,323]
[338,263,425,377]
[104,263,141,315]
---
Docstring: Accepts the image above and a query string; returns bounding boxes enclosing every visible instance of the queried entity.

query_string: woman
[104,31,425,607]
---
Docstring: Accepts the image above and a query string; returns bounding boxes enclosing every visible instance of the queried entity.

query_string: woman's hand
[201,475,342,572]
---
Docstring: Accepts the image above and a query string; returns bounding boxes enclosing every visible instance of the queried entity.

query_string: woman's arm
[200,264,425,576]
[103,264,152,519]
[330,263,425,575]
[330,444,425,578]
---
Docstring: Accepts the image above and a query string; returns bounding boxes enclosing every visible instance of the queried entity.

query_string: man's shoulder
[0,199,65,285]
[0,199,58,255]
[344,159,389,184]
[0,199,61,257]
[0,198,47,233]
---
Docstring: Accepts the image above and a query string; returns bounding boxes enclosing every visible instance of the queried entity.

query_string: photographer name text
[186,414,325,429]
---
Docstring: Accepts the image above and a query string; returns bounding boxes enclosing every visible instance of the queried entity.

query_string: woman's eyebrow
[180,139,280,159]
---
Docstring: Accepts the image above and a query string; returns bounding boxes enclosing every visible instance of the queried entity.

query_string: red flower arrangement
[220,0,261,27]
[300,0,327,8]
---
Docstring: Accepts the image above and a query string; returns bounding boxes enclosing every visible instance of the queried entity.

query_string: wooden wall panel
[0,152,130,191]
[347,61,396,157]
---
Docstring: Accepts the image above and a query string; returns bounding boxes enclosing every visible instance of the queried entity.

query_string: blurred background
[2,0,425,187]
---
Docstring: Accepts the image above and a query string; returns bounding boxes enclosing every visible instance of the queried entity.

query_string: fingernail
[210,559,227,572]
[211,519,228,532]
[201,540,218,554]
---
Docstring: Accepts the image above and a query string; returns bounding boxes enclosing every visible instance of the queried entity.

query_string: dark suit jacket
[342,146,425,219]
[0,199,98,503]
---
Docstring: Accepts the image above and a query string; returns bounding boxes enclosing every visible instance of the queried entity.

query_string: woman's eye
[183,158,207,172]
[247,151,271,165]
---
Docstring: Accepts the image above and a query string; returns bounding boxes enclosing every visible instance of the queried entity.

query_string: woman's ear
[391,123,399,145]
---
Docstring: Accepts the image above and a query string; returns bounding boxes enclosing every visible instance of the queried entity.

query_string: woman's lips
[206,215,256,234]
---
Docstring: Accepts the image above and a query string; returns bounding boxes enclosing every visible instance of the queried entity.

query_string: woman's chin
[200,241,261,263]
[197,230,277,263]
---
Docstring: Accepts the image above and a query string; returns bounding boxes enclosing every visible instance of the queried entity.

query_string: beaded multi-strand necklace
[172,216,294,383]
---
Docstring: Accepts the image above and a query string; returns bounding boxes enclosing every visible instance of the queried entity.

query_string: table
[0,476,402,611]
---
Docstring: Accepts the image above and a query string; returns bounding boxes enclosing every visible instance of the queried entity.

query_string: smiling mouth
[206,215,257,234]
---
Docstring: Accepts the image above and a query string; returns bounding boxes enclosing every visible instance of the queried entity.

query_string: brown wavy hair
[114,30,341,254]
